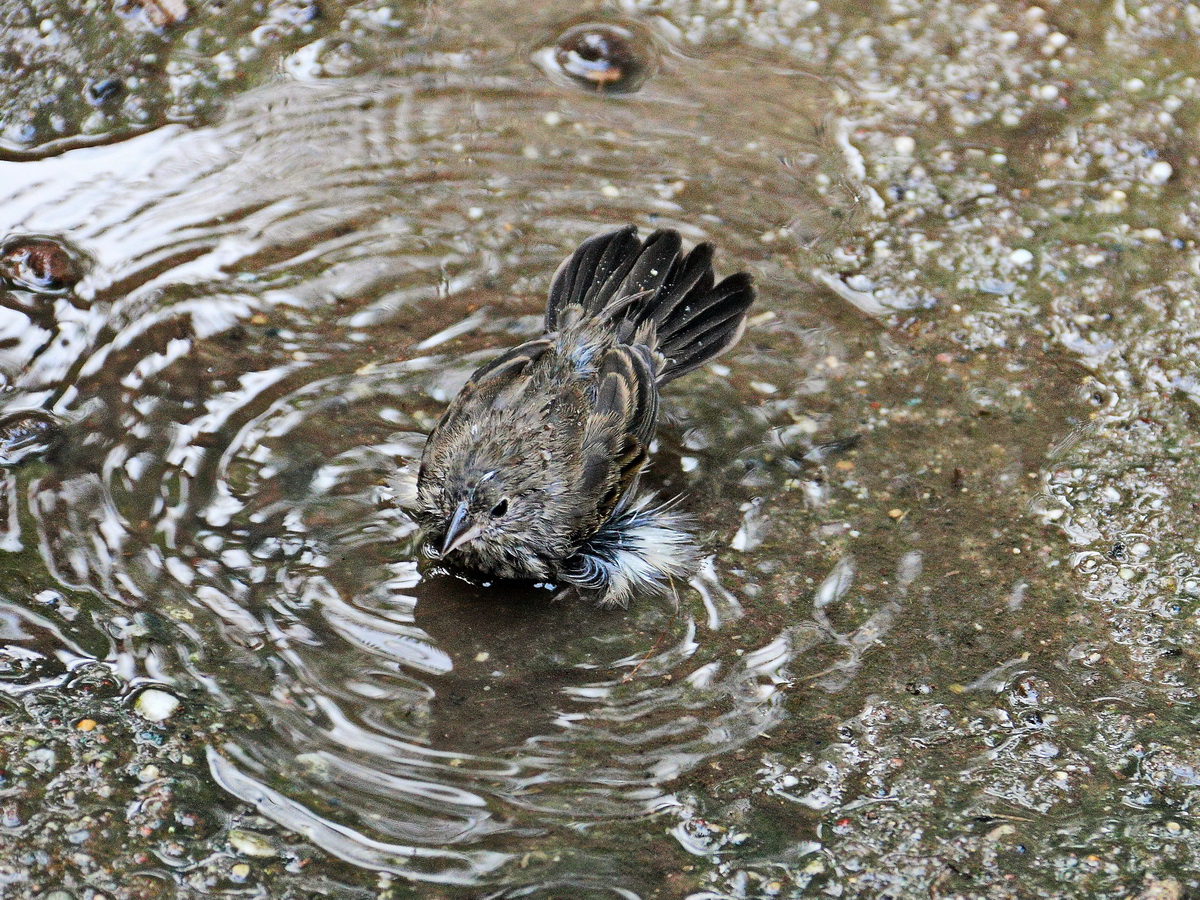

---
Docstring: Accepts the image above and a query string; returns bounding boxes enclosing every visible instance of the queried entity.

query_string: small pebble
[140,0,189,28]
[986,823,1017,841]
[134,688,181,722]
[230,829,276,857]
[1009,248,1034,265]
[84,78,123,106]
[1145,161,1172,186]
[76,719,96,732]
[138,764,161,782]
[0,234,86,294]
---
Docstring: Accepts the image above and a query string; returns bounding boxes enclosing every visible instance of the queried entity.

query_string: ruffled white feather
[561,497,696,607]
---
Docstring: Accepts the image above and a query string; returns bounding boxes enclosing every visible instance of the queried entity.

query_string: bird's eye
[490,498,509,517]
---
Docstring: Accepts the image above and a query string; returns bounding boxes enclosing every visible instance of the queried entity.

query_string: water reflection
[0,8,855,892]
[0,601,98,693]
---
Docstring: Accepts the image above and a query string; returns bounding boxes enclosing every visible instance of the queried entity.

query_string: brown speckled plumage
[415,225,755,605]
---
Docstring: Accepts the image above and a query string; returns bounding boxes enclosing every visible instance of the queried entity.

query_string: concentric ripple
[0,11,853,893]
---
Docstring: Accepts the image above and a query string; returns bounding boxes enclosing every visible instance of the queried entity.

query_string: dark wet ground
[1,0,1200,897]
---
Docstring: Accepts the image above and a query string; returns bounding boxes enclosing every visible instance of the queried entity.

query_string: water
[4,1,1200,897]
[0,6,853,893]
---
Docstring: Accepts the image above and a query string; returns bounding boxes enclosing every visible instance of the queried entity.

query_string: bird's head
[416,466,535,563]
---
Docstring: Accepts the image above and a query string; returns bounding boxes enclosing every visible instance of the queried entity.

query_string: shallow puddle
[0,3,856,891]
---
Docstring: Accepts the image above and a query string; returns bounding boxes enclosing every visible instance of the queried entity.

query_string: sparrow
[414,225,755,606]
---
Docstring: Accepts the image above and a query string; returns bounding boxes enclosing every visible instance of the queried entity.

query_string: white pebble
[135,688,181,723]
[894,135,915,155]
[600,184,621,198]
[1034,84,1059,101]
[1009,248,1034,265]
[1145,161,1172,185]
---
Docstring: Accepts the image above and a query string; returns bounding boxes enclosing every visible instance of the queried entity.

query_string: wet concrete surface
[1,0,1199,897]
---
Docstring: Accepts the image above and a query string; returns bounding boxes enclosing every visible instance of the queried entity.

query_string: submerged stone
[0,410,63,466]
[536,22,656,94]
[0,235,87,295]
[134,688,181,722]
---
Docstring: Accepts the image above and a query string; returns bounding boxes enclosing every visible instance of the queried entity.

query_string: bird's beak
[440,500,484,556]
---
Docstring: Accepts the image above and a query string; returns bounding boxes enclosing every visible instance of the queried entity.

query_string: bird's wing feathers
[593,344,659,444]
[432,340,552,428]
[569,345,658,535]
[422,340,554,475]
[470,339,555,391]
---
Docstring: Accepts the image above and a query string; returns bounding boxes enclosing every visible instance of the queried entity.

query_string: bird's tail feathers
[546,226,756,383]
